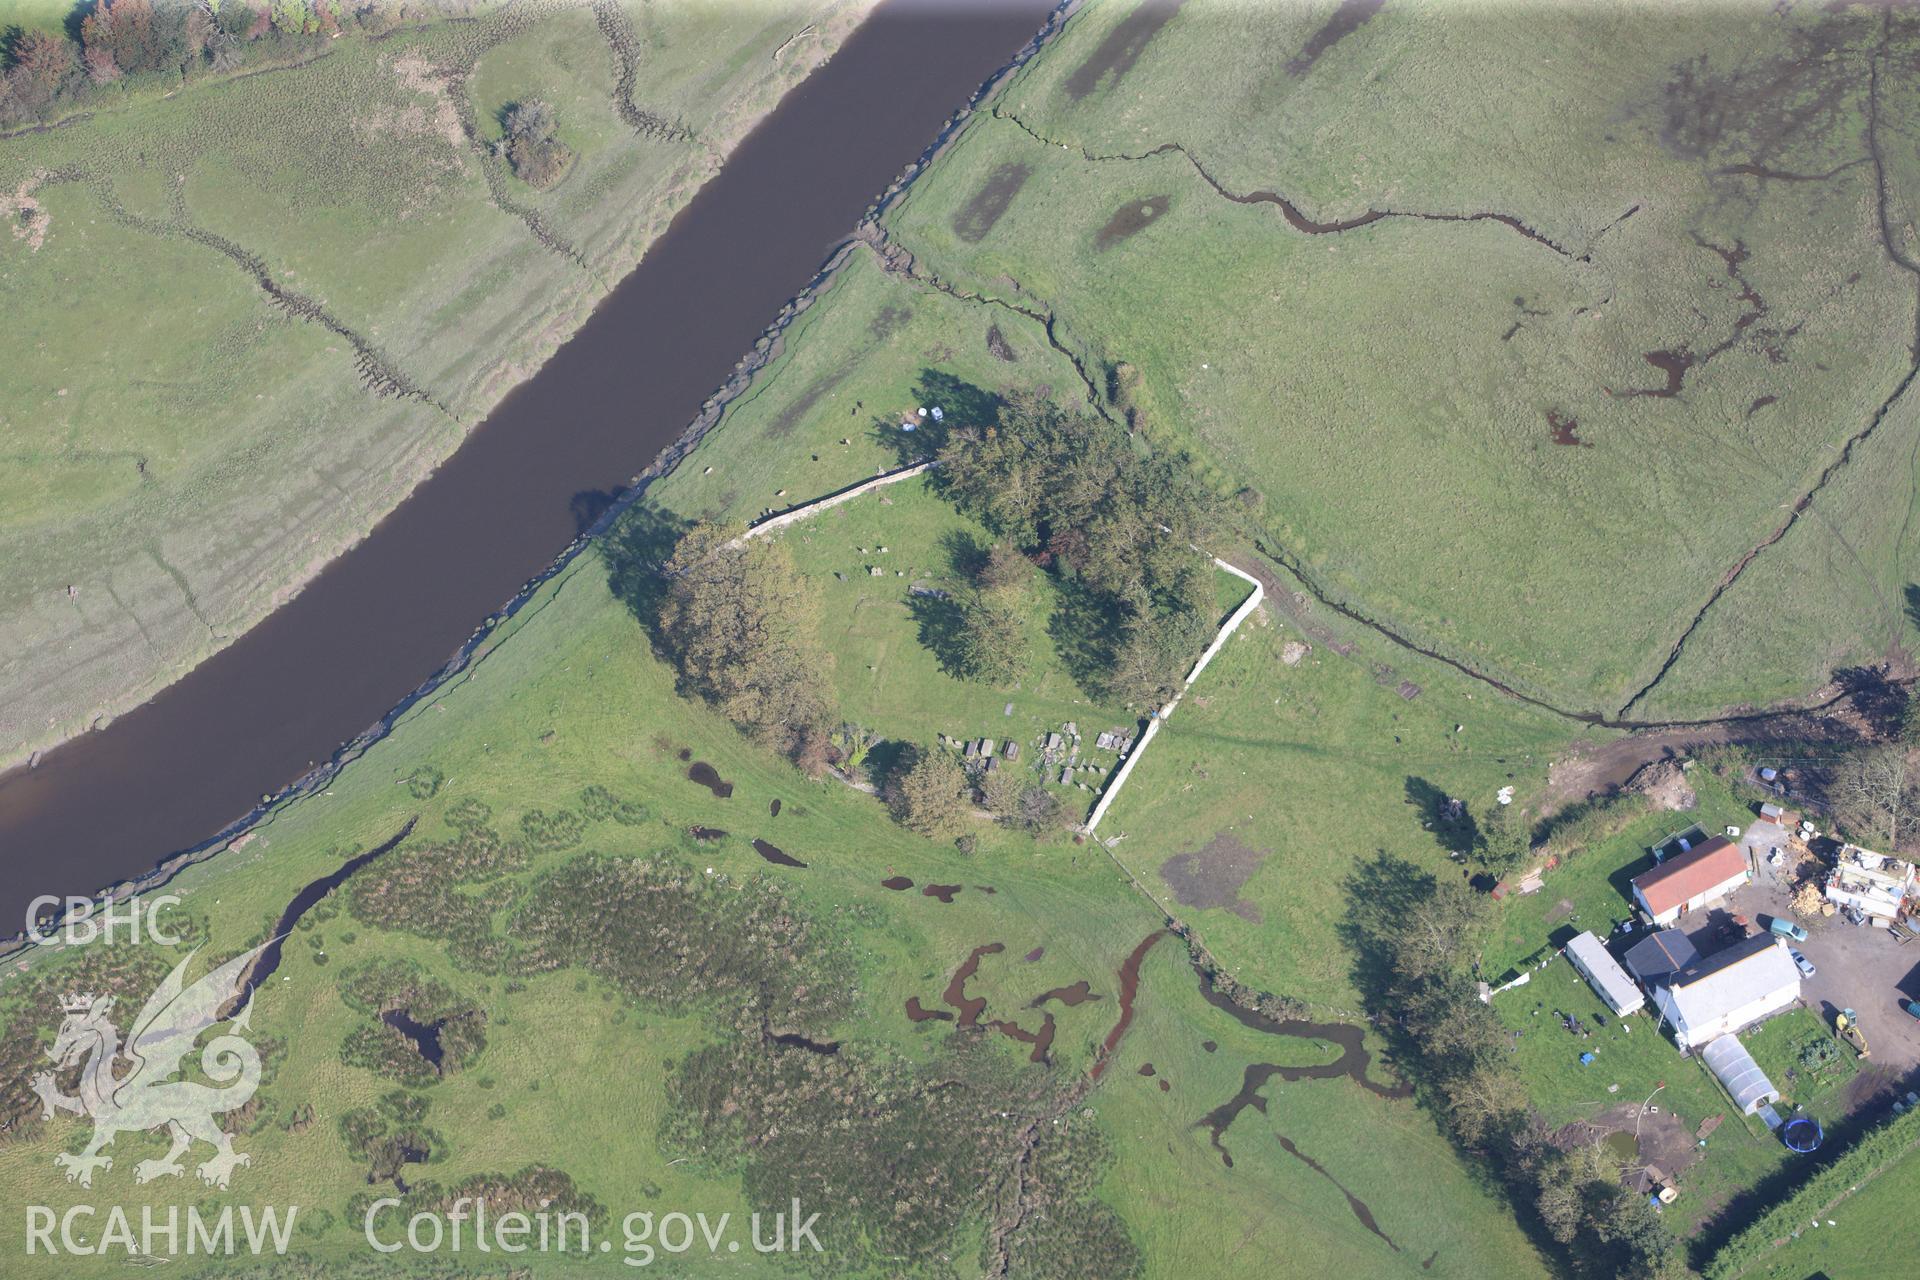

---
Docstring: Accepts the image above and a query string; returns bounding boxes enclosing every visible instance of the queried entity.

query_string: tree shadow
[600,502,692,651]
[867,369,1006,468]
[1046,575,1123,698]
[1404,776,1480,854]
[570,488,622,536]
[862,738,913,793]
[908,592,969,679]
[939,529,986,581]
[1905,582,1920,631]
[1834,664,1907,736]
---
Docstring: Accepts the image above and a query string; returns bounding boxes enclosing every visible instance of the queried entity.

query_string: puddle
[770,1030,840,1055]
[231,819,415,1014]
[1024,946,1046,963]
[942,943,1005,1027]
[1287,0,1383,76]
[952,162,1032,242]
[1202,1039,1217,1053]
[382,1007,446,1068]
[1095,195,1171,250]
[881,875,915,891]
[1546,409,1592,448]
[1747,393,1777,417]
[922,883,962,903]
[1064,0,1185,101]
[1137,1062,1156,1077]
[752,838,806,868]
[689,826,727,842]
[905,996,953,1023]
[1031,980,1100,1008]
[987,1011,1056,1063]
[1090,930,1169,1079]
[1276,1134,1397,1251]
[687,762,734,798]
[769,798,782,817]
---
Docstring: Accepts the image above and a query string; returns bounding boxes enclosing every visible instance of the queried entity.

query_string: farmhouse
[1564,931,1644,1015]
[1651,934,1801,1049]
[1630,835,1751,926]
[1622,928,1699,989]
[1824,845,1917,926]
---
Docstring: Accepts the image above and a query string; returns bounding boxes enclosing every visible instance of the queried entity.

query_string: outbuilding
[1565,931,1645,1016]
[1700,1034,1779,1115]
[1631,835,1752,926]
[1623,929,1699,989]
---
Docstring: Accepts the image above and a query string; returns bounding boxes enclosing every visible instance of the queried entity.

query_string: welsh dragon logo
[31,945,268,1190]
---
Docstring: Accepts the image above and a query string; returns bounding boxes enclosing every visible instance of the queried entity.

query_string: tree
[5,30,77,111]
[953,587,1026,685]
[889,747,970,839]
[1476,801,1532,875]
[499,97,574,190]
[1835,745,1916,850]
[1105,601,1207,709]
[657,523,830,763]
[1902,689,1920,747]
[976,541,1032,592]
[1014,786,1069,837]
[979,765,1023,820]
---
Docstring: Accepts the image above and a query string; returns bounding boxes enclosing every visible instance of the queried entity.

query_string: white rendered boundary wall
[729,462,933,547]
[1086,558,1264,832]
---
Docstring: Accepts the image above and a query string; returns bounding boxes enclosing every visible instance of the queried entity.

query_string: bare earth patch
[1161,831,1269,922]
[2,174,50,252]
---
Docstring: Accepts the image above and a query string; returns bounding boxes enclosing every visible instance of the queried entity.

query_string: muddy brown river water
[0,0,1059,932]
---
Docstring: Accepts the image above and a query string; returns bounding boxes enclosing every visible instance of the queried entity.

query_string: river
[0,0,1060,931]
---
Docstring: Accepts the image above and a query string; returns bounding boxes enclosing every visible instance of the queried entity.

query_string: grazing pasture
[881,0,1920,720]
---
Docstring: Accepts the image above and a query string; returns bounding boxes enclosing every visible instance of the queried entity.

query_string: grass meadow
[880,0,1920,720]
[0,524,1548,1277]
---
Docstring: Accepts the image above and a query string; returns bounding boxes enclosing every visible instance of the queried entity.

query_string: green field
[880,0,1920,721]
[0,0,872,769]
[0,517,1549,1276]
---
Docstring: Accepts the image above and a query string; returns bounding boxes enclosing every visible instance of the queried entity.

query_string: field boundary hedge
[1704,1104,1920,1279]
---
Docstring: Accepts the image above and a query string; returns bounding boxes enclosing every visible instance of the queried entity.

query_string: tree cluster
[1,2,468,129]
[1345,854,1683,1279]
[934,394,1229,709]
[497,98,574,190]
[657,523,832,769]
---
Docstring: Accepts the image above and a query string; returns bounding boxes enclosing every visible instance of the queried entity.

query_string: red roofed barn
[1631,836,1751,927]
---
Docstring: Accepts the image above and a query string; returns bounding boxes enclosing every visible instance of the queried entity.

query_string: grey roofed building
[1700,1034,1779,1115]
[1623,929,1700,988]
[1565,931,1645,1015]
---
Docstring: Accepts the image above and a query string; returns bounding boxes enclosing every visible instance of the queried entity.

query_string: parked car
[1905,1001,1920,1023]
[1767,916,1809,943]
[1790,949,1815,979]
